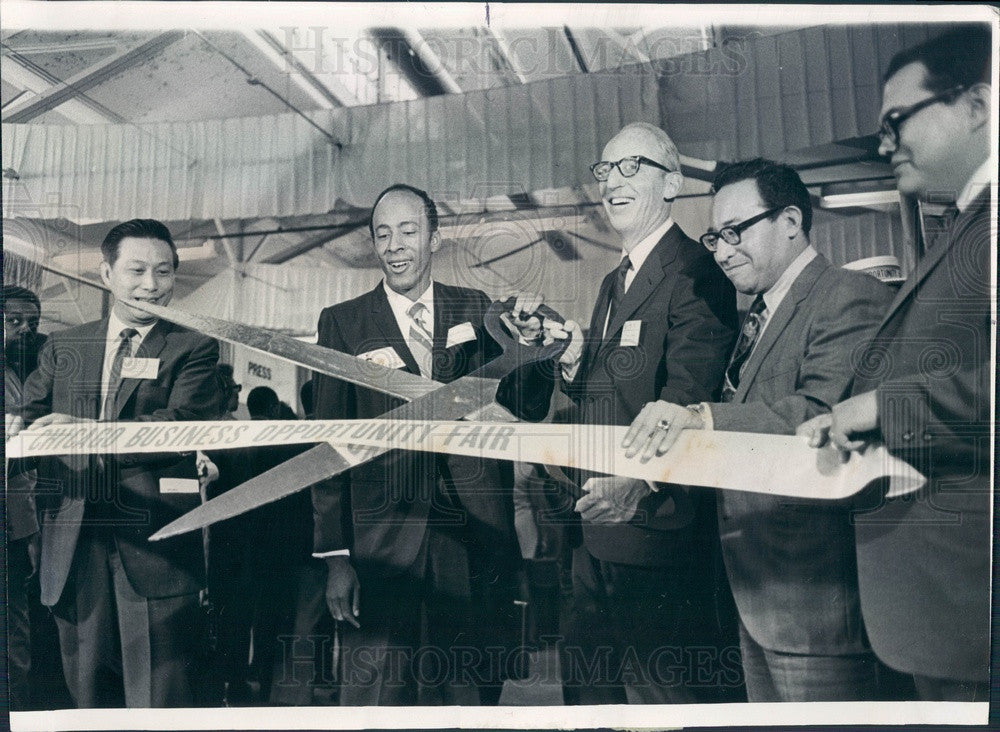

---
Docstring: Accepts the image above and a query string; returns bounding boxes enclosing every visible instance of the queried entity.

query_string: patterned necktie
[925,204,959,251]
[102,327,138,420]
[605,254,632,335]
[721,296,767,402]
[407,302,434,378]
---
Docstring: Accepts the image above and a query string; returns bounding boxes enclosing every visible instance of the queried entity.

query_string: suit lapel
[603,228,679,344]
[431,282,453,381]
[735,255,828,399]
[114,319,168,417]
[79,319,108,420]
[578,270,616,376]
[874,190,990,338]
[370,283,421,376]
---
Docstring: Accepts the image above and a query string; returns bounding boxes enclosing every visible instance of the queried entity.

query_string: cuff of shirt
[312,549,350,559]
[560,359,581,383]
[692,402,714,431]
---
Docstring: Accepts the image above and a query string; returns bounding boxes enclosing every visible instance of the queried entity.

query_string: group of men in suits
[5,25,993,708]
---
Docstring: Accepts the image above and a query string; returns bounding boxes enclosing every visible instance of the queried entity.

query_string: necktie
[407,302,434,378]
[721,296,766,402]
[925,204,959,251]
[102,328,138,420]
[605,254,632,335]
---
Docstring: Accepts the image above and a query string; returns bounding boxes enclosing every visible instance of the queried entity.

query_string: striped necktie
[102,327,138,420]
[407,301,434,378]
[604,254,632,337]
[721,296,766,403]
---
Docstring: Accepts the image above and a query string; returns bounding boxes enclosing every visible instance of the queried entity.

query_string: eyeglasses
[590,155,674,182]
[700,206,786,251]
[877,85,966,148]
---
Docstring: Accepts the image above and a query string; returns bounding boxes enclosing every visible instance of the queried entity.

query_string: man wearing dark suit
[311,184,553,705]
[799,26,993,702]
[531,123,738,703]
[11,219,220,707]
[624,159,893,701]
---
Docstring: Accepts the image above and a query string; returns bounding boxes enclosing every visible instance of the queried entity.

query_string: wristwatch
[684,402,709,430]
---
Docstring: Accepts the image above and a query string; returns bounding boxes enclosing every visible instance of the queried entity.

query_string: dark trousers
[338,528,515,706]
[8,535,33,711]
[562,546,696,705]
[912,674,989,701]
[737,621,878,702]
[51,531,201,708]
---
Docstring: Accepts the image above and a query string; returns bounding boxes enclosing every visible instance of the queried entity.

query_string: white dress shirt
[383,280,435,355]
[956,158,995,213]
[100,312,155,420]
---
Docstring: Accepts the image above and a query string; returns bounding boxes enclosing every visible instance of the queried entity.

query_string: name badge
[446,322,476,348]
[120,357,159,380]
[620,320,642,348]
[159,478,199,494]
[357,346,406,369]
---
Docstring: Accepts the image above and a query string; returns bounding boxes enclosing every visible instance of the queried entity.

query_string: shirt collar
[622,217,674,273]
[383,280,434,320]
[106,310,156,344]
[956,158,995,213]
[761,245,817,314]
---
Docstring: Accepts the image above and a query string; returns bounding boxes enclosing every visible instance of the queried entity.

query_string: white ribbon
[5,419,924,500]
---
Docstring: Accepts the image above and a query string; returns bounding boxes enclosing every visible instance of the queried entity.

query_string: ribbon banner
[6,418,924,502]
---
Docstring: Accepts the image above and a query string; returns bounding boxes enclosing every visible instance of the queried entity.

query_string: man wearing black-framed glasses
[799,25,993,701]
[623,158,892,702]
[523,122,738,705]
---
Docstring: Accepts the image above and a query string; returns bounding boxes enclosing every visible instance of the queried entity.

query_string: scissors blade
[150,374,507,540]
[123,299,438,402]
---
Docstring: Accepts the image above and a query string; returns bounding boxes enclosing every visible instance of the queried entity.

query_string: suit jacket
[567,224,738,566]
[19,318,220,606]
[5,366,39,542]
[311,281,553,579]
[709,254,892,655]
[850,190,991,682]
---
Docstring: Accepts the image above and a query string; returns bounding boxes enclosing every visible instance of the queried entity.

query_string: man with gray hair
[532,122,738,703]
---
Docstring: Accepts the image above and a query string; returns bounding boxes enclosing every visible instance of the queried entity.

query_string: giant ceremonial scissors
[131,298,568,541]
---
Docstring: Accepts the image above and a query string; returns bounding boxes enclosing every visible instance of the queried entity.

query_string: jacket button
[902,431,914,441]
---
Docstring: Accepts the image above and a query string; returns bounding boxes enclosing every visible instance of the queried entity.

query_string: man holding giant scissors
[311,184,554,705]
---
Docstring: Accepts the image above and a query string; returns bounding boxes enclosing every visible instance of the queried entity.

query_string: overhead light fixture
[819,190,900,209]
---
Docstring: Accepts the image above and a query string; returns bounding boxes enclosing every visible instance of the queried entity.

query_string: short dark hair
[369,184,439,238]
[884,24,991,93]
[712,158,813,236]
[101,219,179,269]
[215,363,237,390]
[246,385,279,417]
[2,285,41,313]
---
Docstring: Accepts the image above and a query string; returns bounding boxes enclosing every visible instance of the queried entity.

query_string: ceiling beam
[240,29,356,108]
[484,28,528,83]
[3,32,184,123]
[0,45,123,123]
[369,28,462,96]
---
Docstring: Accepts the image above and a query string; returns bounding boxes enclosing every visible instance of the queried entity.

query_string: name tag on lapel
[159,478,199,494]
[121,357,159,379]
[446,322,476,348]
[357,346,406,369]
[620,320,642,348]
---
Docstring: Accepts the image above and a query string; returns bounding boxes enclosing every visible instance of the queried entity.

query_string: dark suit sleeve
[311,307,356,555]
[658,252,738,405]
[711,274,892,434]
[17,334,56,425]
[135,335,220,422]
[478,291,555,422]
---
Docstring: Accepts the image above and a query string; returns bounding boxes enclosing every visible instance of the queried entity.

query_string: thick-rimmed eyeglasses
[877,85,966,148]
[700,206,786,251]
[590,155,673,181]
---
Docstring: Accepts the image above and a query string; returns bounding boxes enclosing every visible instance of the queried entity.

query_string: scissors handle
[478,298,568,380]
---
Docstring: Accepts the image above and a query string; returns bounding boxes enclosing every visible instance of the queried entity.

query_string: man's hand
[324,556,360,628]
[575,476,651,523]
[797,391,878,455]
[6,414,23,440]
[506,291,584,369]
[27,413,95,429]
[622,400,703,461]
